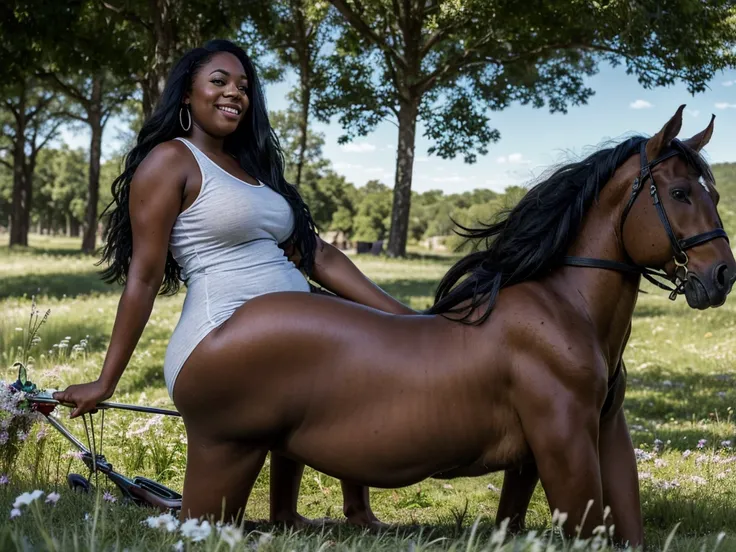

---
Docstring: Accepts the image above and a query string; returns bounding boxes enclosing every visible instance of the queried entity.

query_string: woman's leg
[179,431,267,523]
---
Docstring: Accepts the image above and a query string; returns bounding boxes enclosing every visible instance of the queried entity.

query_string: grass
[1,234,736,551]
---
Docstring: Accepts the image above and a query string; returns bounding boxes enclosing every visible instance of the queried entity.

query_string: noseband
[563,139,729,300]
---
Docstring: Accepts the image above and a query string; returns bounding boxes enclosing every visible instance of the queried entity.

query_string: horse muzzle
[683,262,736,309]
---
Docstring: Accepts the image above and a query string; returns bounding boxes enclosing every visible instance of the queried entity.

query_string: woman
[53,39,413,527]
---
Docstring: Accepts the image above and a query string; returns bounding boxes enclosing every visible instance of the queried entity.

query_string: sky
[59,62,736,195]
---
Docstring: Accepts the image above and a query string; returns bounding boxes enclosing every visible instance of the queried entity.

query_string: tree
[49,71,133,253]
[33,146,88,236]
[250,0,331,187]
[100,0,257,118]
[0,1,83,82]
[41,0,136,253]
[351,180,392,242]
[0,81,64,246]
[320,0,736,257]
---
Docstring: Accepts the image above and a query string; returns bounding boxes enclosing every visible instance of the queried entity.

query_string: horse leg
[179,432,267,523]
[269,453,386,529]
[496,463,539,533]
[340,480,388,529]
[518,387,604,539]
[599,409,643,547]
[269,453,315,526]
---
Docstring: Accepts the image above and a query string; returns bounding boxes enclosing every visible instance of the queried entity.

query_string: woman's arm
[53,143,186,418]
[305,237,415,315]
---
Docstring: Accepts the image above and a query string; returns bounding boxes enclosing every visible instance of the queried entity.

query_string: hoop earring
[179,105,191,132]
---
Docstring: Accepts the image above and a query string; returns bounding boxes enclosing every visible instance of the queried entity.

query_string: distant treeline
[2,114,733,255]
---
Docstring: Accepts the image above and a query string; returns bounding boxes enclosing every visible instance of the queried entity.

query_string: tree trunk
[386,98,419,258]
[295,65,311,188]
[294,0,310,188]
[20,159,35,244]
[82,74,104,254]
[9,88,27,247]
[139,0,177,119]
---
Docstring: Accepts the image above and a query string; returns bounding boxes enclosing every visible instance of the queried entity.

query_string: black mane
[427,136,714,324]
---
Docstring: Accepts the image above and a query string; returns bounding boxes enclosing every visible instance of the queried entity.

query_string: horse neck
[553,165,641,362]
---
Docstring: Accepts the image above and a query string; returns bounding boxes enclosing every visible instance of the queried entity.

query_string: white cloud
[340,142,377,153]
[508,153,524,164]
[715,102,736,110]
[685,109,700,118]
[496,153,529,165]
[723,81,734,87]
[630,99,653,110]
[415,156,429,162]
[333,162,363,170]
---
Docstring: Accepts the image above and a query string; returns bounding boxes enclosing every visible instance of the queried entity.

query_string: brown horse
[172,106,734,548]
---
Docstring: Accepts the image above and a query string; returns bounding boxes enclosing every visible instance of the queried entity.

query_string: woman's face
[185,52,250,138]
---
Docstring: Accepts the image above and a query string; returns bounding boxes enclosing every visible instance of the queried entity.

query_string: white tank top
[162,137,310,398]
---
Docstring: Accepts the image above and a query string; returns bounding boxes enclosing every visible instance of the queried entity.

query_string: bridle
[563,139,729,300]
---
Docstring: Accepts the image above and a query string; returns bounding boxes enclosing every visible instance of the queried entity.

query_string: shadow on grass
[625,366,734,428]
[379,279,439,304]
[0,244,95,258]
[0,271,120,299]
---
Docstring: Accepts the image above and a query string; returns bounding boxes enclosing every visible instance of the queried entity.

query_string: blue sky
[60,62,736,195]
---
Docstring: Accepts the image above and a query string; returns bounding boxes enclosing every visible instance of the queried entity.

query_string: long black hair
[99,39,318,294]
[427,135,713,325]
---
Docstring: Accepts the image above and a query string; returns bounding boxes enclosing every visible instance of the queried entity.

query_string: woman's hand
[53,380,114,419]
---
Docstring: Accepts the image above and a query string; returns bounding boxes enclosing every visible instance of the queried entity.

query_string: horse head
[620,105,735,309]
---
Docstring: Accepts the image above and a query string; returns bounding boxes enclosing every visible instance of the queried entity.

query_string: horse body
[181,293,529,486]
[173,108,735,549]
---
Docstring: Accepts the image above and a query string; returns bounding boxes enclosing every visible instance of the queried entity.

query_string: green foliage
[351,180,393,241]
[318,0,736,255]
[3,238,736,549]
[32,147,89,235]
[321,0,736,162]
[713,163,736,238]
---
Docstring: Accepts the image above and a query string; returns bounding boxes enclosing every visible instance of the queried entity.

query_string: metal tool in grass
[12,366,182,513]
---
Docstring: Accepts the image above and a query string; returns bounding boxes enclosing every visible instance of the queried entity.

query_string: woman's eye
[212,79,224,85]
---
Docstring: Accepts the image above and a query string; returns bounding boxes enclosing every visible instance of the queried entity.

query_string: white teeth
[217,106,239,115]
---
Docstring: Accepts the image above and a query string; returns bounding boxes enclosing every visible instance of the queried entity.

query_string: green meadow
[1,235,736,551]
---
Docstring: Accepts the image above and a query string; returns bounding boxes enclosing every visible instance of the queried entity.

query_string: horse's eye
[670,189,689,203]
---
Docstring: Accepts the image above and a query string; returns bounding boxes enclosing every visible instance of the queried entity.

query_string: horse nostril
[714,264,729,290]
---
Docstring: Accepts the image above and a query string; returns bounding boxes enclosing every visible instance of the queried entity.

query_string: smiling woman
[51,38,414,529]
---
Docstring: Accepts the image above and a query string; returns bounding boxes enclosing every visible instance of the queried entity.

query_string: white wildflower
[180,518,212,542]
[219,524,244,548]
[144,513,180,533]
[10,508,21,519]
[45,492,60,505]
[13,490,44,508]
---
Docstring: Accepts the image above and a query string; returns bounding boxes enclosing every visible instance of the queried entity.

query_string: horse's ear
[681,114,715,152]
[646,104,685,161]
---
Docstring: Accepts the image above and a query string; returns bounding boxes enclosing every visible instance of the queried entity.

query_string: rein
[563,139,729,300]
